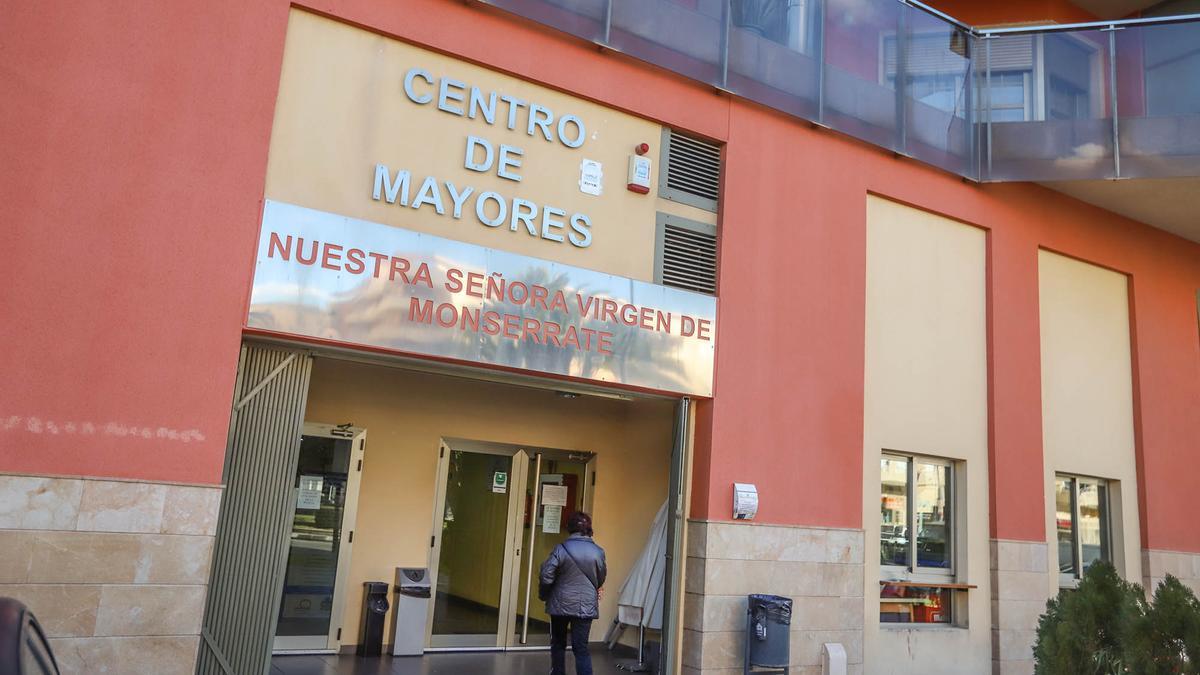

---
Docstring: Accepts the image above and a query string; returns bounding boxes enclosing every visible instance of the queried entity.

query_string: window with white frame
[965,32,1101,122]
[1055,474,1113,583]
[880,454,956,624]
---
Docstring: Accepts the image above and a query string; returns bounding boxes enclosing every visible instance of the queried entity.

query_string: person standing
[540,511,606,675]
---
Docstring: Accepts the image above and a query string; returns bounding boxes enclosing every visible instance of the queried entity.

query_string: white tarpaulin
[616,500,669,630]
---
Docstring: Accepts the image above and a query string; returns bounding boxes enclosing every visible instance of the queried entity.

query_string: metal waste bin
[392,568,431,656]
[357,582,390,657]
[744,594,792,673]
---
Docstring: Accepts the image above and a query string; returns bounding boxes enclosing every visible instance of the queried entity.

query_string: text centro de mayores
[372,67,593,248]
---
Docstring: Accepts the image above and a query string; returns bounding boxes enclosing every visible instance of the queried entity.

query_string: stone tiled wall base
[0,474,222,675]
[1143,549,1200,598]
[990,540,1050,675]
[683,520,865,675]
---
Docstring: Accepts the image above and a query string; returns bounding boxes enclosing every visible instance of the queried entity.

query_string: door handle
[521,452,543,645]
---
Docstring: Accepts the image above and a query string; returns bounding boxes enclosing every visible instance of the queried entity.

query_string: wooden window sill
[880,581,978,590]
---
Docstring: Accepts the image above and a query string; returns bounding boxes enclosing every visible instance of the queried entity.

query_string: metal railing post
[985,36,993,179]
[603,0,613,44]
[720,0,731,89]
[896,3,909,154]
[1105,26,1122,179]
[817,0,827,124]
[963,32,976,180]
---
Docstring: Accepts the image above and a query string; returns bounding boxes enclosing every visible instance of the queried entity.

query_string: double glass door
[428,440,593,650]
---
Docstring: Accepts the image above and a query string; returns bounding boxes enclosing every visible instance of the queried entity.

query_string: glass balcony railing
[480,0,1200,182]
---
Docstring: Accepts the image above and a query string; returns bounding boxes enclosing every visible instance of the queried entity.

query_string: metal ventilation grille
[661,129,721,211]
[656,215,718,295]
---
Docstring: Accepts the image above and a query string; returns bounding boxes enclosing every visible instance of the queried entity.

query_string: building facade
[2,1,1199,674]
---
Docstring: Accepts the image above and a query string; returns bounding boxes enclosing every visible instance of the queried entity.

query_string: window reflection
[1056,477,1076,576]
[915,462,949,569]
[880,458,909,567]
[1056,475,1114,581]
[1078,482,1109,572]
[276,435,352,640]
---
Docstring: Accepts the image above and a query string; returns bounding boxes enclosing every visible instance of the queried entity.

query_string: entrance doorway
[273,423,366,653]
[201,344,691,675]
[427,439,595,650]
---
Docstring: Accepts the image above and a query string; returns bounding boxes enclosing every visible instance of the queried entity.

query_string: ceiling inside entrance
[1069,0,1160,18]
[1043,177,1200,243]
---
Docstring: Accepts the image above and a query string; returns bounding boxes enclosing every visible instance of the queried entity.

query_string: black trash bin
[744,594,792,673]
[357,582,390,657]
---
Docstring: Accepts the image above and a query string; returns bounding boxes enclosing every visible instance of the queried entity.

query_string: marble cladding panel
[0,474,221,675]
[93,585,207,637]
[0,476,85,530]
[1143,549,1200,598]
[0,584,102,638]
[0,528,214,586]
[49,635,200,675]
[991,540,1052,675]
[684,520,865,674]
[0,474,223,536]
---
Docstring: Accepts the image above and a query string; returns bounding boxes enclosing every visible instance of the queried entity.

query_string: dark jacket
[539,534,607,619]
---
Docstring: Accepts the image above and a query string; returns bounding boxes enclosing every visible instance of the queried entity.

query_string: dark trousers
[550,615,593,675]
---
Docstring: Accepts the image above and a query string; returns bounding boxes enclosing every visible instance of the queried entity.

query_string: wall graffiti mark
[0,416,206,443]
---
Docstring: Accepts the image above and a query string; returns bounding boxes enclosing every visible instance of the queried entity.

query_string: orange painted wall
[3,1,1199,553]
[926,0,1097,25]
[0,1,290,484]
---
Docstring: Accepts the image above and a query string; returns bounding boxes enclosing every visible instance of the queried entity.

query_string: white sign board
[579,159,603,196]
[543,504,563,534]
[733,482,758,521]
[542,484,569,507]
[297,475,324,510]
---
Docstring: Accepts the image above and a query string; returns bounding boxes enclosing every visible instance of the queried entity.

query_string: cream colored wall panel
[1038,250,1141,590]
[862,196,991,674]
[267,10,665,281]
[864,197,988,458]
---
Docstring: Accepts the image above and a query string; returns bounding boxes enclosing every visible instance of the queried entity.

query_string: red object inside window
[879,584,952,624]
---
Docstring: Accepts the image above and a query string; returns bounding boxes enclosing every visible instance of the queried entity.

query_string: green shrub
[1034,561,1142,674]
[1125,576,1200,674]
[1034,561,1200,675]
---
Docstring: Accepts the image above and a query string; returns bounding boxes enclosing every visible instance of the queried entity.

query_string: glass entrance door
[507,452,594,648]
[427,441,595,651]
[273,424,365,653]
[428,443,526,648]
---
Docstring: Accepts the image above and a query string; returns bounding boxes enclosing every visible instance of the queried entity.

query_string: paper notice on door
[296,475,323,510]
[542,504,563,533]
[542,484,568,507]
[492,471,508,493]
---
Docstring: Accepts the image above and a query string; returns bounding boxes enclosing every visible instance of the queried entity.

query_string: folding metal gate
[660,397,691,675]
[197,344,313,675]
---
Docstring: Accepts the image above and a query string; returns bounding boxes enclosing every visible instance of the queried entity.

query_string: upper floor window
[975,32,1101,122]
[1055,474,1112,583]
[986,70,1032,121]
